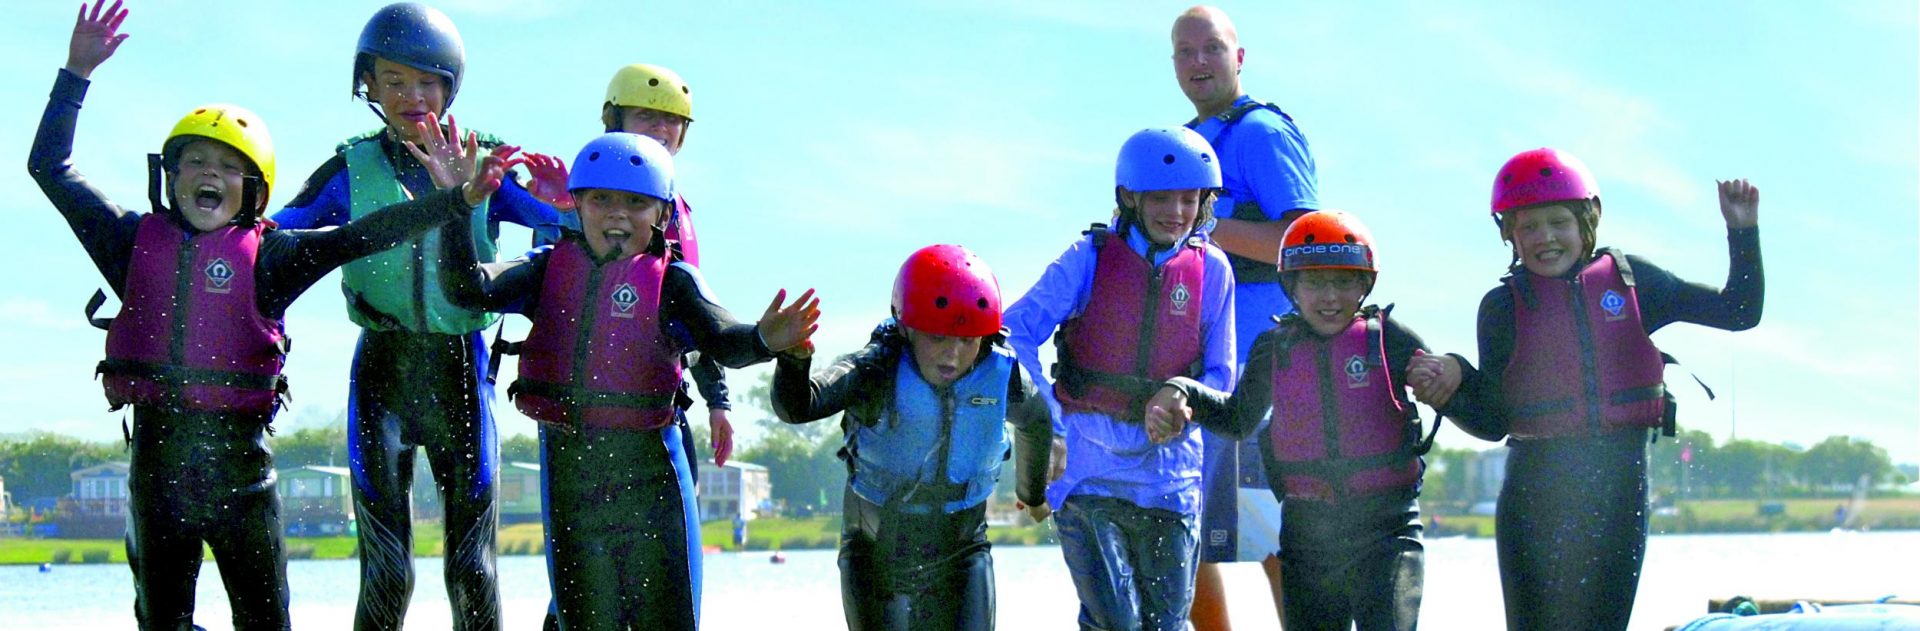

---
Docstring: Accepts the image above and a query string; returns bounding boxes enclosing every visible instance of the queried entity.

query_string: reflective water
[2,531,1915,630]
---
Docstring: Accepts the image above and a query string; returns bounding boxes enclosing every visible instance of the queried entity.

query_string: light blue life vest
[846,346,1016,515]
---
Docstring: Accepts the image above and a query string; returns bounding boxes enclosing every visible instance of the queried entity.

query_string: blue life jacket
[845,345,1017,515]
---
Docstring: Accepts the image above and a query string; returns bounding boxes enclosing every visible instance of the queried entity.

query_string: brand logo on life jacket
[610,283,640,319]
[968,395,1000,406]
[1169,282,1193,316]
[203,258,235,294]
[1344,354,1371,388]
[1600,289,1627,321]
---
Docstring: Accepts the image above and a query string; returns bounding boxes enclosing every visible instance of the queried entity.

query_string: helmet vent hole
[630,156,643,166]
[1201,153,1213,163]
[236,118,249,128]
[194,108,207,114]
[1539,167,1554,177]
[1345,234,1357,243]
[1162,154,1176,165]
[1303,234,1316,244]
[934,297,949,309]
[681,86,690,94]
[977,298,989,309]
[648,78,660,87]
[588,152,602,162]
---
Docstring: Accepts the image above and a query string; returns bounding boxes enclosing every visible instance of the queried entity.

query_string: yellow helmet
[605,64,693,121]
[163,104,276,199]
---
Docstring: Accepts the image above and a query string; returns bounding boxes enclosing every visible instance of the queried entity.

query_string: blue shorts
[1199,427,1283,563]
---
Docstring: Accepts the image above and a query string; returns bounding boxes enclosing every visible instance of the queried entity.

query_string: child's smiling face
[1509,203,1591,278]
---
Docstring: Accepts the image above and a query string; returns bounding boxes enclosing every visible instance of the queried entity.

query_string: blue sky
[1,1,1914,463]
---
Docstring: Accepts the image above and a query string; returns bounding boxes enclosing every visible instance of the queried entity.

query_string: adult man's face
[1171,14,1243,112]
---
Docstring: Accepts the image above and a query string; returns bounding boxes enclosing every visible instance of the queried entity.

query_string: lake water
[2,531,1915,630]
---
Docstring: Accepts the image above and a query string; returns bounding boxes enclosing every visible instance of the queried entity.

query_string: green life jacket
[338,129,501,333]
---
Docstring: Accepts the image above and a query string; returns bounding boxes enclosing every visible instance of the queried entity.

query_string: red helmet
[1491,148,1599,215]
[893,245,1003,337]
[1280,210,1377,274]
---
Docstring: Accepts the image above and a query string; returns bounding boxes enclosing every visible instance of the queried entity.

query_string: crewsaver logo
[1169,282,1192,316]
[610,283,640,318]
[1344,354,1370,388]
[203,258,234,294]
[1600,289,1627,321]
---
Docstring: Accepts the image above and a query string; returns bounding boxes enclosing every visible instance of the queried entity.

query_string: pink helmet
[1491,148,1599,215]
[892,245,1003,338]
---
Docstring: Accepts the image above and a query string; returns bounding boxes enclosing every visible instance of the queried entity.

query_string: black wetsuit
[28,69,470,631]
[1445,230,1764,631]
[440,225,775,631]
[770,323,1053,631]
[1172,315,1452,631]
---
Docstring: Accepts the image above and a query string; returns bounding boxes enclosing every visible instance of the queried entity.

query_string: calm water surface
[2,531,1915,629]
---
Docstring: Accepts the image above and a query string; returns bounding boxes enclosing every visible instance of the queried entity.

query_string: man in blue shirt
[1173,5,1321,629]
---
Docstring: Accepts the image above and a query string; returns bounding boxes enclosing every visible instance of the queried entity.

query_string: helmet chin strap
[146,153,169,215]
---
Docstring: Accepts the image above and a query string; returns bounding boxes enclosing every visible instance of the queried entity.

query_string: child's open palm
[67,1,129,79]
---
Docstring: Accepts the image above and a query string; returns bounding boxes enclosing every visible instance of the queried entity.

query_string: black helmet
[353,3,465,108]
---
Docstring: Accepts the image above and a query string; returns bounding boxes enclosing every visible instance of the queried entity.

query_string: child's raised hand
[1408,350,1463,409]
[508,152,574,210]
[756,288,821,354]
[461,144,519,208]
[66,1,130,80]
[404,114,478,192]
[1718,179,1759,229]
[1143,385,1191,443]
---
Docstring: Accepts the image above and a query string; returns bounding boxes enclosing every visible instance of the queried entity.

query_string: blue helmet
[354,3,466,108]
[1115,127,1222,192]
[568,132,675,201]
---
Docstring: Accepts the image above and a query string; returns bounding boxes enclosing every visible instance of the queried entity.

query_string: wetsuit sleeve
[769,338,890,424]
[1381,317,1429,393]
[663,262,775,369]
[27,69,141,294]
[1441,287,1516,442]
[485,177,566,244]
[1164,326,1277,441]
[269,155,351,229]
[689,354,732,411]
[256,188,470,318]
[438,206,544,314]
[1626,228,1764,333]
[1008,365,1054,508]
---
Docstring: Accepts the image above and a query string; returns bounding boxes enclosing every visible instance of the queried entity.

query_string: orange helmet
[1279,210,1376,274]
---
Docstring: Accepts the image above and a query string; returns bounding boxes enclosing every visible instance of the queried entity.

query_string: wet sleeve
[27,69,141,294]
[1003,236,1097,429]
[437,208,544,314]
[270,155,351,229]
[1008,365,1054,508]
[662,263,775,369]
[485,177,567,244]
[260,187,470,315]
[689,354,732,411]
[1629,228,1764,333]
[770,339,889,425]
[1381,317,1430,390]
[1165,326,1279,441]
[1442,288,1514,442]
[1197,245,1239,391]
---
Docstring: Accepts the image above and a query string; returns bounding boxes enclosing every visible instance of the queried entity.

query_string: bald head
[1173,6,1238,49]
[1171,5,1245,118]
